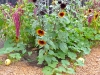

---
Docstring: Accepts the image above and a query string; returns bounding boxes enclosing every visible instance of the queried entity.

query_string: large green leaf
[81,47,91,54]
[48,50,55,55]
[55,66,67,73]
[38,50,45,64]
[68,51,77,60]
[4,39,15,48]
[42,66,53,75]
[48,61,58,68]
[52,57,58,62]
[0,47,14,55]
[48,40,56,49]
[59,42,68,53]
[75,59,84,66]
[66,68,75,74]
[45,55,52,64]
[61,60,70,67]
[45,44,50,50]
[55,51,66,59]
[9,53,22,60]
[95,34,100,40]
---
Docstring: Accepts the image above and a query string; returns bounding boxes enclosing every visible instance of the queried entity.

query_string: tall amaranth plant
[12,7,23,42]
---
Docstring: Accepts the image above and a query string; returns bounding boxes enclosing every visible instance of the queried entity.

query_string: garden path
[0,39,100,75]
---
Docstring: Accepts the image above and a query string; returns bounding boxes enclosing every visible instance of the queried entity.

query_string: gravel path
[75,46,100,75]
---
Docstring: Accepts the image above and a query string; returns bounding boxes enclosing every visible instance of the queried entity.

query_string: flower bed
[0,0,100,75]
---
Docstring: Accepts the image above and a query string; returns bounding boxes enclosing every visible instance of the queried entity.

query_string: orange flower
[36,29,45,36]
[58,11,66,18]
[88,9,92,13]
[38,40,46,46]
[85,9,93,15]
[94,13,99,20]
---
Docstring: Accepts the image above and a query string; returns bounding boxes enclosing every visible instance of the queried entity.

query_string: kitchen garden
[0,0,100,75]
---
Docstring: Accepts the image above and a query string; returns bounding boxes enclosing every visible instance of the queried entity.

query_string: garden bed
[0,0,100,75]
[0,39,100,75]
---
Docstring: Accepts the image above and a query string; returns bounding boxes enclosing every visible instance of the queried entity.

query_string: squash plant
[0,0,100,75]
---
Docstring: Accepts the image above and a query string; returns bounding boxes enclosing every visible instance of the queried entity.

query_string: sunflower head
[60,3,66,9]
[88,9,92,13]
[38,40,46,46]
[58,11,66,18]
[36,29,45,36]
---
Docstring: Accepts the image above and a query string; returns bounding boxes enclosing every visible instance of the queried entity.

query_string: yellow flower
[88,9,92,13]
[85,9,93,15]
[36,29,45,36]
[38,40,46,46]
[58,11,66,18]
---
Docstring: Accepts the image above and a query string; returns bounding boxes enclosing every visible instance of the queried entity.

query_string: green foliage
[0,0,100,75]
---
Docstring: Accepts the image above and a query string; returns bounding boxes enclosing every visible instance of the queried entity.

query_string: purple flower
[87,15,93,26]
[12,10,21,39]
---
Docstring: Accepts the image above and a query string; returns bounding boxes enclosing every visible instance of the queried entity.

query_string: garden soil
[0,39,100,75]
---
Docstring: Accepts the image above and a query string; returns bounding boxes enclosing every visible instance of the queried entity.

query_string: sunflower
[58,11,66,18]
[32,0,37,3]
[88,9,92,13]
[38,40,46,46]
[36,29,45,36]
[94,13,99,20]
[60,3,66,9]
